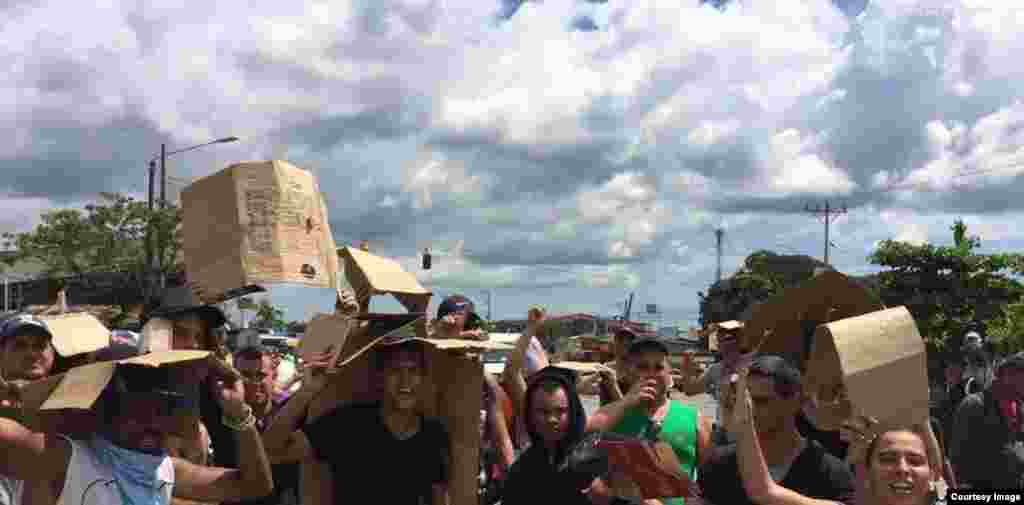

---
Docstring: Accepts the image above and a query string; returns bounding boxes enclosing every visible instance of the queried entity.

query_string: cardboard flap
[741,269,885,364]
[339,247,431,310]
[552,361,603,373]
[40,361,117,410]
[37,350,211,411]
[38,313,110,357]
[299,314,355,365]
[806,306,929,427]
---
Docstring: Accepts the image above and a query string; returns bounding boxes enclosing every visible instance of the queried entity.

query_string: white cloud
[757,129,857,195]
[400,150,483,210]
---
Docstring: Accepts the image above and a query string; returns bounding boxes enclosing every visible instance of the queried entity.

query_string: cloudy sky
[4,0,1024,327]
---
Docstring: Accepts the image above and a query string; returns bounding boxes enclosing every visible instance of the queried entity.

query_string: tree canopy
[2,193,179,279]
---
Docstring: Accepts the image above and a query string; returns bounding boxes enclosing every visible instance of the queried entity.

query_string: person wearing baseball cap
[0,315,57,383]
[589,337,712,505]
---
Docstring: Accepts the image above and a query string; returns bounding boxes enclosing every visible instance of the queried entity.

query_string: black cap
[627,337,669,356]
[144,286,228,329]
[748,354,802,396]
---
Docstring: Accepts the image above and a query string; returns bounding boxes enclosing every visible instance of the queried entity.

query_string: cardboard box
[15,350,210,437]
[304,247,510,505]
[804,306,929,428]
[180,160,339,304]
[741,269,884,366]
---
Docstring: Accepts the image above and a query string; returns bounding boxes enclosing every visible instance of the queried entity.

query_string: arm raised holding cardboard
[174,374,274,503]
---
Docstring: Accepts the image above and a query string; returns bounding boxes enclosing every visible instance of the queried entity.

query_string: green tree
[868,219,1024,353]
[255,299,287,332]
[986,301,1024,355]
[1,193,179,277]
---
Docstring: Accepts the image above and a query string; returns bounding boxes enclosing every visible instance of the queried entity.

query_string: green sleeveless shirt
[609,399,698,505]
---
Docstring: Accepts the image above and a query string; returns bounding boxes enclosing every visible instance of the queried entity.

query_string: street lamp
[145,136,239,301]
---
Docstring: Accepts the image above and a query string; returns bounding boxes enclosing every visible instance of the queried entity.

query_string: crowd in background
[0,289,1020,505]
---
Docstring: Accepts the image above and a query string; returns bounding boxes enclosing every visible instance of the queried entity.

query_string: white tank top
[55,437,175,505]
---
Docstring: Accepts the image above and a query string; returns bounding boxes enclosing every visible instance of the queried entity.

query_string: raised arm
[733,372,843,505]
[0,379,70,485]
[173,377,273,502]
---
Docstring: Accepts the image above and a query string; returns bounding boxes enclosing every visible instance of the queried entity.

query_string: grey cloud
[465,237,647,266]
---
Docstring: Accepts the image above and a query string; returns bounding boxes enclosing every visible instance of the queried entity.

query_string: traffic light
[422,248,432,270]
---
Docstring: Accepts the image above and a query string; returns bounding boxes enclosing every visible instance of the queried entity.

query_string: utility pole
[485,290,493,321]
[805,201,847,266]
[715,228,724,282]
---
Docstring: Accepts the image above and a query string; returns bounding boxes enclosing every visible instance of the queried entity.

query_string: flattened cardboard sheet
[805,306,929,428]
[39,350,210,411]
[38,312,110,357]
[742,269,884,365]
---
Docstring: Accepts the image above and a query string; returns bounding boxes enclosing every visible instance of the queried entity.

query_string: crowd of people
[0,289,1020,505]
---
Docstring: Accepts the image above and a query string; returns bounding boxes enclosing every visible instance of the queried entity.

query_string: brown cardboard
[297,314,354,366]
[804,307,929,428]
[36,312,110,357]
[180,160,339,304]
[15,350,210,437]
[714,320,743,331]
[551,361,603,373]
[338,246,431,313]
[741,269,884,365]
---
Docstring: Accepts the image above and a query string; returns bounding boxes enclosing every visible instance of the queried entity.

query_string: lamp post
[145,136,239,301]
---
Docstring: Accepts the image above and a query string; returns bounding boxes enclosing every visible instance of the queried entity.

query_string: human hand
[527,306,545,334]
[840,414,879,465]
[581,477,615,505]
[730,368,753,431]
[335,289,360,316]
[624,378,659,408]
[215,374,248,419]
[301,346,337,394]
[0,377,25,409]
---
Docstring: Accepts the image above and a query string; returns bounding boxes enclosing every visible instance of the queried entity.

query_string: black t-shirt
[302,402,450,505]
[698,439,855,505]
[795,413,848,460]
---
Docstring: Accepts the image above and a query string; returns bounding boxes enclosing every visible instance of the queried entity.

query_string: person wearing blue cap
[0,315,57,384]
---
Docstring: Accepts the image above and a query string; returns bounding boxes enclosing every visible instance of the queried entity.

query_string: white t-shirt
[0,475,22,505]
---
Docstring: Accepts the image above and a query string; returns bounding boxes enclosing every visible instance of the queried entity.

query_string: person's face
[171,316,206,351]
[865,431,932,505]
[961,356,990,385]
[236,355,276,406]
[1,330,55,380]
[108,393,175,454]
[380,350,424,411]
[530,385,570,446]
[629,350,670,397]
[747,374,801,435]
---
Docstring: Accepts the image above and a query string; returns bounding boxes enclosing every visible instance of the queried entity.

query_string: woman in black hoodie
[502,366,622,505]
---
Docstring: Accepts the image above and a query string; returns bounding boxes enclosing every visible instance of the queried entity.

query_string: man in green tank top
[588,338,712,505]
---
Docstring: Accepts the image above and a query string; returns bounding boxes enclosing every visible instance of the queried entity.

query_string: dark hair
[374,340,427,371]
[748,355,802,398]
[234,345,276,362]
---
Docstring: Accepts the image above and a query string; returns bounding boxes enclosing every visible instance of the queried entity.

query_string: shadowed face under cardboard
[379,350,425,411]
[104,392,180,454]
[2,330,55,381]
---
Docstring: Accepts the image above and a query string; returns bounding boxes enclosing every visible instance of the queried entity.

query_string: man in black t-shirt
[271,337,450,505]
[698,355,854,505]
